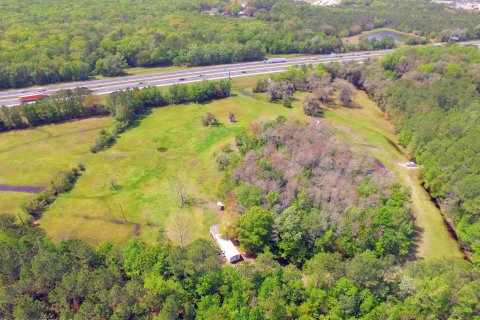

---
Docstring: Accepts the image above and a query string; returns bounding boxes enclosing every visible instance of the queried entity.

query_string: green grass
[0,117,113,213]
[0,80,462,260]
[324,91,464,260]
[39,90,304,244]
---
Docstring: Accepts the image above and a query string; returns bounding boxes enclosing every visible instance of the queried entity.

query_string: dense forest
[1,201,479,318]
[250,45,480,266]
[351,45,480,265]
[1,0,480,89]
[217,118,413,264]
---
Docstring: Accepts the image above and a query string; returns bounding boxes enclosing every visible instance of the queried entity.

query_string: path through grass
[325,91,464,260]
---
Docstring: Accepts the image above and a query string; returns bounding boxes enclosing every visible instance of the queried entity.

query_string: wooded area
[252,45,480,266]
[1,202,479,318]
[1,0,479,89]
[357,45,480,265]
[217,118,414,265]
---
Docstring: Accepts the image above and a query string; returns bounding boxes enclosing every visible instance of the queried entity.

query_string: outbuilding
[210,224,241,263]
[217,201,225,211]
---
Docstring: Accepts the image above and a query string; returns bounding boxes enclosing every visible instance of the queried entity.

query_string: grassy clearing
[324,91,464,260]
[0,117,113,213]
[40,90,304,244]
[1,77,460,260]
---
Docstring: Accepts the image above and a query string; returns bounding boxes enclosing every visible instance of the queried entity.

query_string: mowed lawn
[324,91,464,260]
[41,91,304,244]
[0,117,113,214]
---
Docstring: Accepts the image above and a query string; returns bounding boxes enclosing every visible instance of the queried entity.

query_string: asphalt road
[0,51,389,106]
[1,41,479,107]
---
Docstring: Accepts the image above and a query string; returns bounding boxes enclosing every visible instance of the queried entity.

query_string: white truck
[264,58,288,64]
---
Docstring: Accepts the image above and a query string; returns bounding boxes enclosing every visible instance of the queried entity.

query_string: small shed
[210,224,241,263]
[217,201,225,211]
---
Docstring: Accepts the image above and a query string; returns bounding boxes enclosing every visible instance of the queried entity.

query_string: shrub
[201,112,218,126]
[22,166,83,218]
[90,129,117,153]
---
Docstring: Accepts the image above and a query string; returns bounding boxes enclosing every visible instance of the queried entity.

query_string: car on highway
[37,87,46,92]
[179,78,186,81]
[241,70,247,74]
[138,81,145,85]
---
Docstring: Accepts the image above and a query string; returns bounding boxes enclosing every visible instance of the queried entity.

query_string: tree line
[341,45,480,266]
[0,88,108,132]
[21,165,84,221]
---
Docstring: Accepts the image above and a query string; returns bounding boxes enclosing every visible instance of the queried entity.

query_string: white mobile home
[210,224,241,263]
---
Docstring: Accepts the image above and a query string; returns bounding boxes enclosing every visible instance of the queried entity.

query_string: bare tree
[172,177,195,207]
[166,211,196,247]
[308,72,332,91]
[228,111,236,123]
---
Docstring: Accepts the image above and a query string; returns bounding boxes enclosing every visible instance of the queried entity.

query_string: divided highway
[1,41,479,106]
[0,51,389,107]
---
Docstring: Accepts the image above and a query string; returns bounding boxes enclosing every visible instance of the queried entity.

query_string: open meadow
[0,76,303,244]
[0,78,463,259]
[0,117,113,214]
[41,91,305,244]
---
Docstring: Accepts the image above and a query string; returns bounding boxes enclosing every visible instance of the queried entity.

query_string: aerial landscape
[0,0,480,318]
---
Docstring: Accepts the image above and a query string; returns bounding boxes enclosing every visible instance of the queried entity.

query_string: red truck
[18,94,48,103]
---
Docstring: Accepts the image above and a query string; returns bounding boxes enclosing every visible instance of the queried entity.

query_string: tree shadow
[386,136,404,154]
[406,224,424,261]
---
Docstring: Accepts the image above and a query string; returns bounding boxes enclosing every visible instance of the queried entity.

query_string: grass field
[38,90,304,244]
[0,117,113,214]
[324,91,464,260]
[0,77,463,259]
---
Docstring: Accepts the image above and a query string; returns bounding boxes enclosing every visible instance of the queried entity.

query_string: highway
[0,51,390,107]
[1,40,479,107]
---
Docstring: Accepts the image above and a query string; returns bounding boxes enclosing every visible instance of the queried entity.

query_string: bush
[90,129,116,153]
[201,112,218,126]
[22,166,82,218]
[253,79,268,93]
